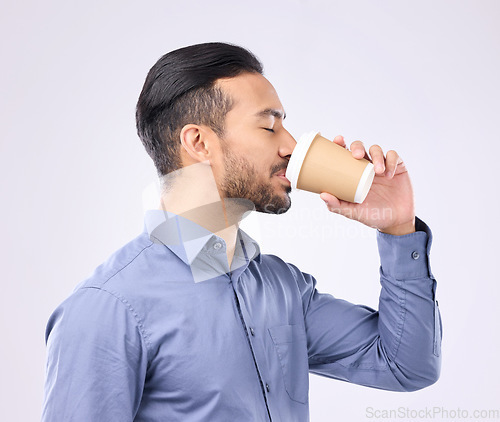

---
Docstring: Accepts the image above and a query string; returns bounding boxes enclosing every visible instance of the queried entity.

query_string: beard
[218,145,292,214]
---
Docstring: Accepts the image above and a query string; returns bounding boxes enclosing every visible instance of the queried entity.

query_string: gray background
[1,0,499,420]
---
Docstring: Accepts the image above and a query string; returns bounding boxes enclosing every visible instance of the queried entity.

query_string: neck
[158,162,254,266]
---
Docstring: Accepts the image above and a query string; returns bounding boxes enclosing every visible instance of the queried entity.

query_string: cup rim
[353,162,375,203]
[285,130,319,189]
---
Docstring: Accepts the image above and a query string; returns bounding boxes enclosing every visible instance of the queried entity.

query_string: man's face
[212,73,296,214]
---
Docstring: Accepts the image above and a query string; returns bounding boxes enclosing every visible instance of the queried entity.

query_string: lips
[272,162,290,184]
[273,165,288,177]
[274,170,290,184]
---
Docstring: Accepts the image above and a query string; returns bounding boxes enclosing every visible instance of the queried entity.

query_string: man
[42,42,441,421]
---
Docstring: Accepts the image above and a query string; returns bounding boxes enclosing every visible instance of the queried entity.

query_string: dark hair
[136,42,264,177]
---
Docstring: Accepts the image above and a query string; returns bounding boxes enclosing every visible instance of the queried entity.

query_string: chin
[258,196,291,215]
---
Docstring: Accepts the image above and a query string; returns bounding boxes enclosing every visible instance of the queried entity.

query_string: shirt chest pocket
[268,324,309,404]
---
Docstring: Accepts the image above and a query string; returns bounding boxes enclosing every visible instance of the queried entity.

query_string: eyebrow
[254,108,286,120]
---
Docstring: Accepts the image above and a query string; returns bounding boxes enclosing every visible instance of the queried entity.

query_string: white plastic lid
[353,162,375,203]
[286,130,319,189]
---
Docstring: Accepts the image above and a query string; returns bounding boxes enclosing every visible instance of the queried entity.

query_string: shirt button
[250,327,255,336]
[412,251,420,260]
[213,242,222,250]
[266,383,270,393]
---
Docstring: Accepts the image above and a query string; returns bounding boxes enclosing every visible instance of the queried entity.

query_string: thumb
[320,192,340,208]
[320,192,358,217]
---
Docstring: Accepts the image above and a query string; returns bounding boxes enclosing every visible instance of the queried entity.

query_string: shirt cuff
[376,216,434,280]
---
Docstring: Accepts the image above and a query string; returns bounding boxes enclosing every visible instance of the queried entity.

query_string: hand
[320,135,416,235]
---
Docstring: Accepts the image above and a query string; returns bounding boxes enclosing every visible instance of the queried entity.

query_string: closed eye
[263,128,275,133]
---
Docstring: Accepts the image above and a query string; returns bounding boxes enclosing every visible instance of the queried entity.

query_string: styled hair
[136,42,264,177]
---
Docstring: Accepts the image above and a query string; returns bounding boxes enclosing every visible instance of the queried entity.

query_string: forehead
[216,73,284,117]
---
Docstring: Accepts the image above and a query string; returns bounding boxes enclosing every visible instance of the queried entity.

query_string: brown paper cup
[286,131,375,203]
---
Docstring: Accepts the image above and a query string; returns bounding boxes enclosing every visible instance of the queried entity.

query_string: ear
[179,124,212,163]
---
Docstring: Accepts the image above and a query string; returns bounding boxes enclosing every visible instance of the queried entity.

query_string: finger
[332,135,346,148]
[320,192,341,209]
[320,192,357,217]
[384,150,400,178]
[394,157,407,175]
[350,140,367,159]
[369,144,386,175]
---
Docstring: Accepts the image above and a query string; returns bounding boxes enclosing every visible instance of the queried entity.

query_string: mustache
[270,161,289,177]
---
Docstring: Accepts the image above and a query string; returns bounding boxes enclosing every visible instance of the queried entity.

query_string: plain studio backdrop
[1,1,499,421]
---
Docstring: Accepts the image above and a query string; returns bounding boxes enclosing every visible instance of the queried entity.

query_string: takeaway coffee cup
[286,131,375,203]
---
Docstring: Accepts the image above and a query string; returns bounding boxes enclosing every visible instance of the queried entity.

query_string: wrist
[379,218,416,236]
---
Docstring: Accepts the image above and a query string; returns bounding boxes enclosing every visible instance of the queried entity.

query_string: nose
[278,129,297,159]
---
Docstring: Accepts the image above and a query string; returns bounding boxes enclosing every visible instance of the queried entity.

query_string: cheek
[247,156,272,179]
[220,138,274,179]
[245,147,273,169]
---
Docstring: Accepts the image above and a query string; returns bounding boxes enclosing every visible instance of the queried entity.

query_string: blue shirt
[42,210,441,422]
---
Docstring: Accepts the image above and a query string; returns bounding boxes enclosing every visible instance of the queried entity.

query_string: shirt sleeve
[290,216,442,392]
[42,286,149,421]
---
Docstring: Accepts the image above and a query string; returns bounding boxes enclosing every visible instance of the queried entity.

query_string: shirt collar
[144,209,262,266]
